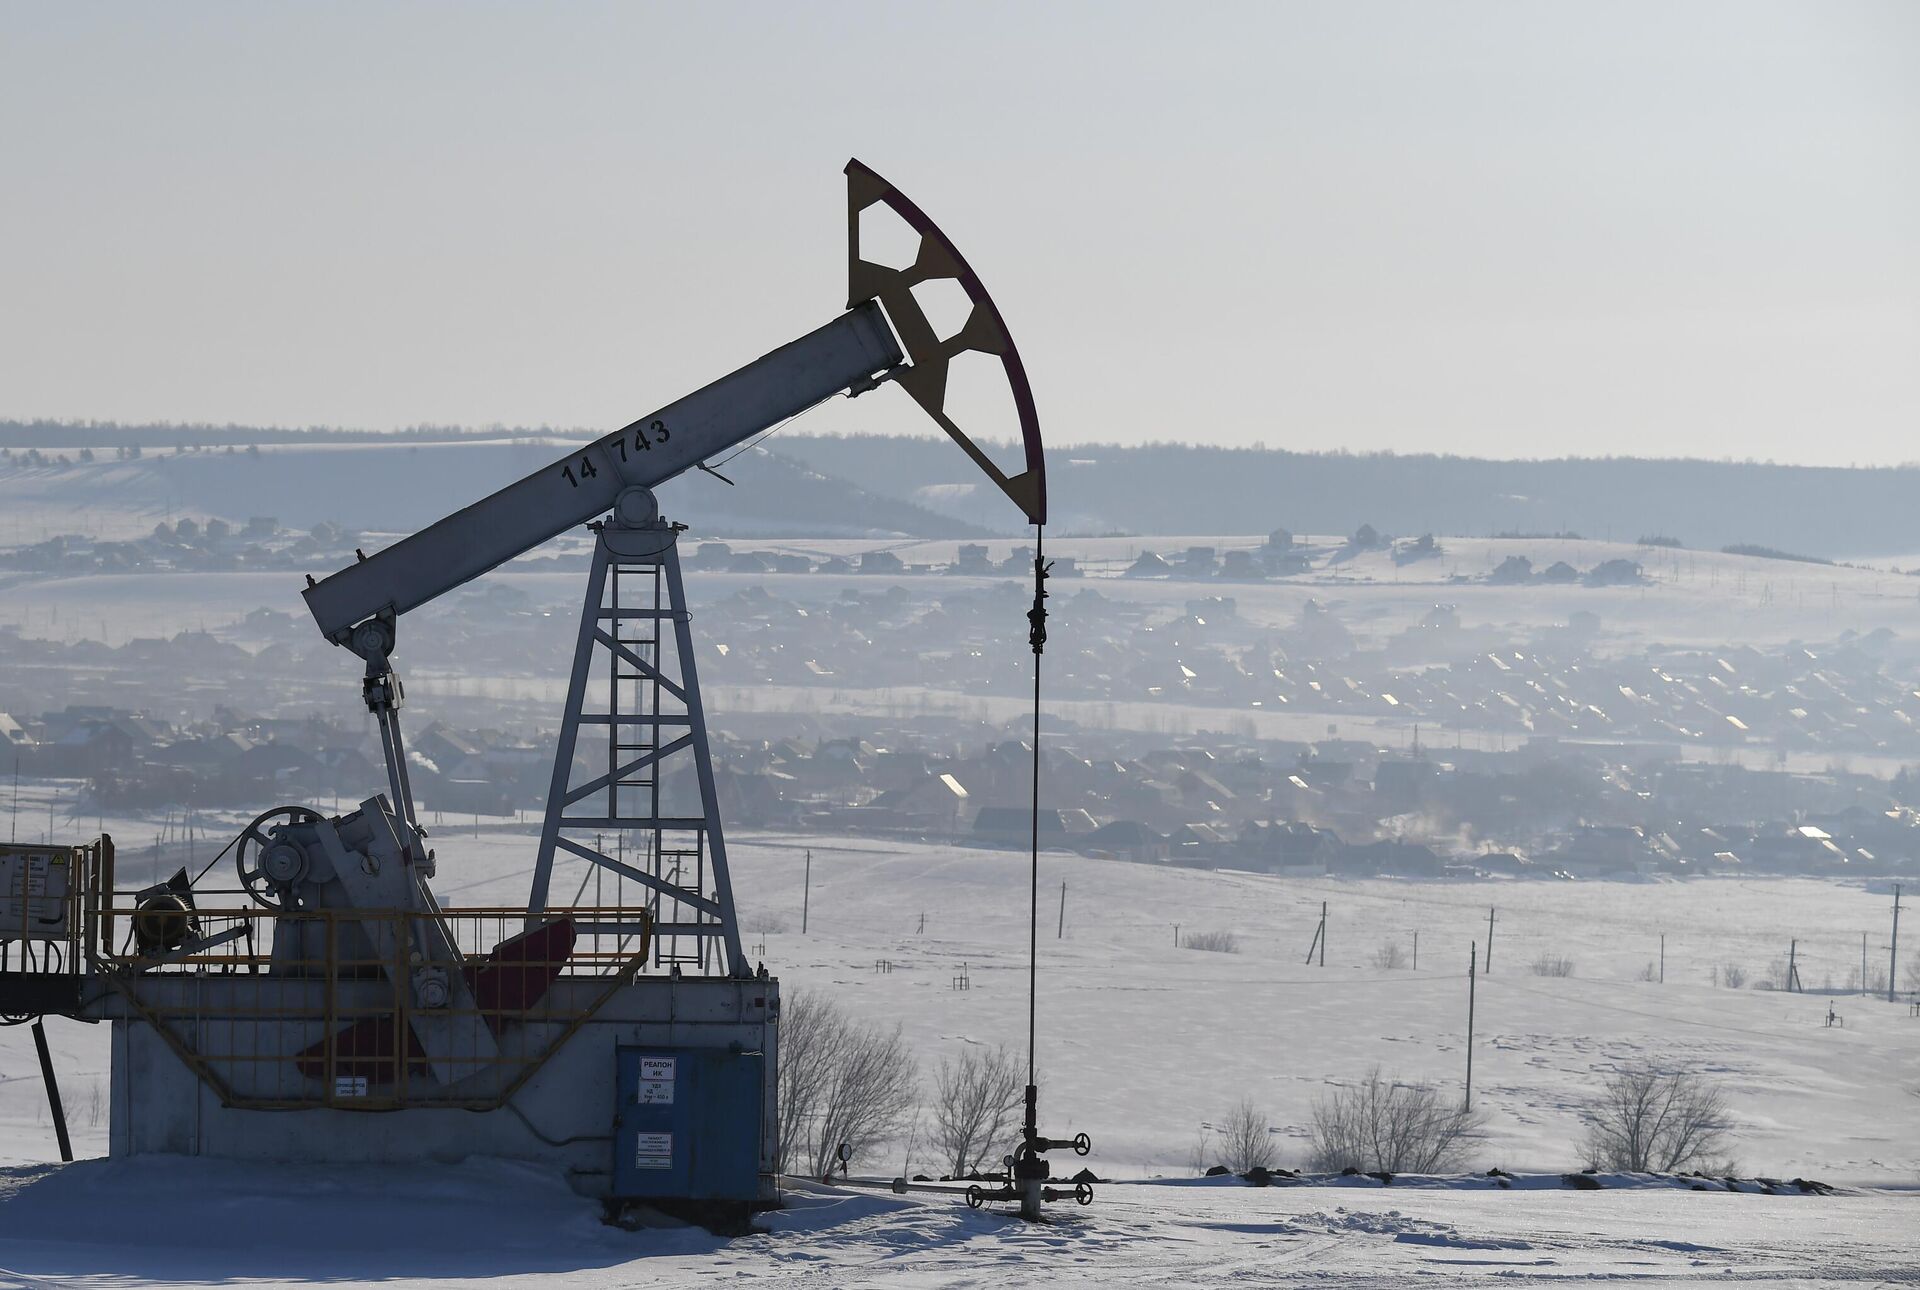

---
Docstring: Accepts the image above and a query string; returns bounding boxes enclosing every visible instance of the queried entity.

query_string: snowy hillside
[0,773,1914,1288]
[3,804,1914,1186]
[0,440,977,545]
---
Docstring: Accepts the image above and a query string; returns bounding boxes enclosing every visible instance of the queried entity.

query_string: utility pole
[1319,901,1327,967]
[1465,942,1478,1112]
[1057,881,1066,939]
[1787,940,1801,992]
[1485,907,1495,974]
[802,849,812,936]
[1659,933,1665,984]
[1861,931,1868,995]
[1174,922,1180,948]
[1412,930,1419,972]
[1891,884,1903,1004]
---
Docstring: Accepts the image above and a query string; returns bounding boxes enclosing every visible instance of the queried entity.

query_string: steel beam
[302,304,900,643]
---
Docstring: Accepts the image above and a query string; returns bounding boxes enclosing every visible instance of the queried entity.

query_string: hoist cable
[1025,526,1049,1095]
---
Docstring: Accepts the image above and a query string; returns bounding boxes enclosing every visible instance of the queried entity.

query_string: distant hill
[11,420,1920,557]
[0,423,985,542]
[772,434,1920,559]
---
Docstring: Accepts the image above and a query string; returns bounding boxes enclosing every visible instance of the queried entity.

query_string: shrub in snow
[740,908,789,934]
[1371,940,1408,970]
[1309,1067,1482,1174]
[1761,957,1796,991]
[1184,929,1239,954]
[1581,1065,1732,1173]
[1531,953,1575,978]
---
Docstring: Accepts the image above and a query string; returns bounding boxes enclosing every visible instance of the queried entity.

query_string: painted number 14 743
[561,419,670,487]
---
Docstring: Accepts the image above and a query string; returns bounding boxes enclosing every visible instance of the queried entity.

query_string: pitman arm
[301,302,902,644]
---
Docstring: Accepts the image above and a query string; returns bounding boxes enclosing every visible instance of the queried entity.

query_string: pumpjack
[0,161,1079,1215]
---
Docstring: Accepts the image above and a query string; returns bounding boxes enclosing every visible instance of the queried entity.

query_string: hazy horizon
[4,2,1916,466]
[14,418,1920,474]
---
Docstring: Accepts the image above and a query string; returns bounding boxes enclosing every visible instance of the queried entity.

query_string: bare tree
[931,1045,1023,1177]
[1371,940,1408,970]
[1720,963,1747,989]
[775,990,845,1175]
[806,1014,919,1178]
[1185,1130,1216,1176]
[776,991,920,1178]
[1184,929,1239,953]
[1309,1067,1482,1174]
[1582,1065,1732,1173]
[1531,952,1575,978]
[1218,1097,1277,1172]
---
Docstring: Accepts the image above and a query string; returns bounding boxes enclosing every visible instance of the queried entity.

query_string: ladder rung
[576,715,692,726]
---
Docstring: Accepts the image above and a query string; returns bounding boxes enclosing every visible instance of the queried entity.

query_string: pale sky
[2,2,1915,464]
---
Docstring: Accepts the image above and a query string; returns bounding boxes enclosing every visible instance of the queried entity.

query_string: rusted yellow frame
[88,905,653,1112]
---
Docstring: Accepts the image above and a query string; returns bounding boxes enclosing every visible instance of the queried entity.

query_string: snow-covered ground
[0,799,1915,1284]
[0,1159,1911,1288]
[3,816,1914,1182]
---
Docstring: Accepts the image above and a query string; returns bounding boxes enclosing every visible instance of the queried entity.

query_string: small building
[952,544,994,576]
[1077,820,1166,863]
[1219,550,1262,580]
[872,772,970,832]
[972,806,1070,847]
[689,541,733,570]
[1177,547,1218,577]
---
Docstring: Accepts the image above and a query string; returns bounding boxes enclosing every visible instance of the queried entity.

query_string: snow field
[3,814,1911,1185]
[0,1158,1910,1288]
[0,805,1914,1286]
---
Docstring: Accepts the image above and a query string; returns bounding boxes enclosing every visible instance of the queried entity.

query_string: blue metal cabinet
[612,1046,764,1202]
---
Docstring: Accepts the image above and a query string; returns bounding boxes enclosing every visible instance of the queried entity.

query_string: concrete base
[102,975,780,1202]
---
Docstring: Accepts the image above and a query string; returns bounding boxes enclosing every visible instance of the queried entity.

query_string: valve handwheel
[233,805,323,910]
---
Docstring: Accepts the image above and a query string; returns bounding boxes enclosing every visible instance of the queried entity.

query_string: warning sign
[333,1076,368,1098]
[634,1132,673,1170]
[635,1056,676,1105]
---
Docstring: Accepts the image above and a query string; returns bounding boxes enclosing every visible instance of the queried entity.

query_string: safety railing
[90,901,651,1111]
